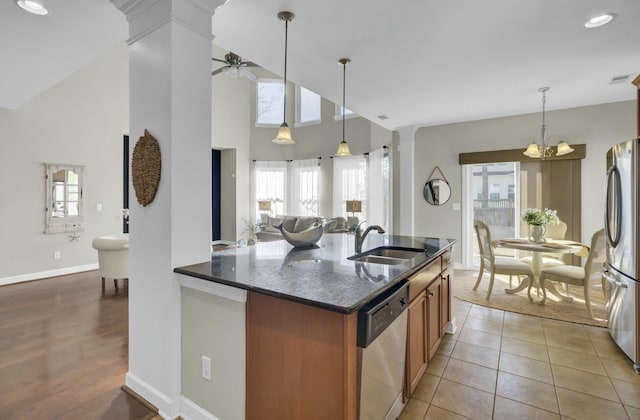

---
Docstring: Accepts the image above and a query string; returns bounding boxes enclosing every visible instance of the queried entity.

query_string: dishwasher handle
[357,280,409,348]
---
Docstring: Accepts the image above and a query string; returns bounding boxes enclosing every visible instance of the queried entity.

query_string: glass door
[462,162,520,268]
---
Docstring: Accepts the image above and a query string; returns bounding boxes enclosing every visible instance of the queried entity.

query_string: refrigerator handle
[604,166,621,248]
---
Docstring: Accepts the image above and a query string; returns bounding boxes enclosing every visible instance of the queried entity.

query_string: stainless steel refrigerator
[604,138,640,372]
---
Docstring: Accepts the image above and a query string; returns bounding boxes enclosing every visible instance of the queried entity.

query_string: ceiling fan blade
[212,57,229,64]
[212,67,227,76]
[243,62,258,67]
[238,67,257,81]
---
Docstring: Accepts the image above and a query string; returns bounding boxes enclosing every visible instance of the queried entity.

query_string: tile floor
[400,298,640,420]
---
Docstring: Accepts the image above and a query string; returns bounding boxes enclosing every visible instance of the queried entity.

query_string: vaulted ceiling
[2,0,639,130]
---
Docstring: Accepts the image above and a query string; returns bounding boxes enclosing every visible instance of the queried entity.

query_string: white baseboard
[126,373,221,420]
[126,372,179,419]
[0,263,99,286]
[180,396,220,420]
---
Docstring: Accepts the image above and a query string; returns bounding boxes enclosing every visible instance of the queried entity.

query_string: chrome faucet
[354,221,386,254]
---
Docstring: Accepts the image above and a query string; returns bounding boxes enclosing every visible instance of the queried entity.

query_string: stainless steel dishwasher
[357,280,409,420]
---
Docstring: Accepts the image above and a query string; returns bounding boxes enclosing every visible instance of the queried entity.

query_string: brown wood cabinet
[405,291,427,397]
[404,250,453,400]
[246,292,358,420]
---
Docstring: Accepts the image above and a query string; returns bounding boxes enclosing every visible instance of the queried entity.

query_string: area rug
[454,270,607,327]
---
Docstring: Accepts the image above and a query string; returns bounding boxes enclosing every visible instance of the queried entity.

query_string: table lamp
[346,200,362,217]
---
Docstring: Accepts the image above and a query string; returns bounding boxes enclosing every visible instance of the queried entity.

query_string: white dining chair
[474,221,534,299]
[539,229,605,319]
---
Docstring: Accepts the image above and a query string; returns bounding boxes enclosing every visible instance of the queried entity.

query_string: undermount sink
[348,246,425,265]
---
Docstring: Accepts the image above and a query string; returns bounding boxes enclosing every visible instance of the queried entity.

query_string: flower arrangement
[521,208,559,226]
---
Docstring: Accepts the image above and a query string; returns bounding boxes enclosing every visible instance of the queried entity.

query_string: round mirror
[423,179,451,206]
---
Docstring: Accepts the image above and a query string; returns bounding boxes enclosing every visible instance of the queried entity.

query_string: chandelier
[523,87,574,159]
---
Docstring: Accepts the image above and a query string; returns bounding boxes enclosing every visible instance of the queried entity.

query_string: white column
[397,125,417,236]
[110,0,223,417]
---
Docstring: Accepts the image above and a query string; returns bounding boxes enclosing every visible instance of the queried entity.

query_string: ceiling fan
[212,52,258,81]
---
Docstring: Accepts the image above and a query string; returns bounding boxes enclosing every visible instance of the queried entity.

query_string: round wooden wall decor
[132,129,161,207]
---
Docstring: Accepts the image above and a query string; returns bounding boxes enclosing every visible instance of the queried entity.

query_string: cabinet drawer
[409,257,441,301]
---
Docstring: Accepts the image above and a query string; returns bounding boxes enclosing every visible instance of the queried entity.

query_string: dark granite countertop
[174,233,455,314]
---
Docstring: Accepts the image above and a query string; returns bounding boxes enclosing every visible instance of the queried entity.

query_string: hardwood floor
[0,271,159,420]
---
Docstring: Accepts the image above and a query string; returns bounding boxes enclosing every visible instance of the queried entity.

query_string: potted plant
[521,208,559,243]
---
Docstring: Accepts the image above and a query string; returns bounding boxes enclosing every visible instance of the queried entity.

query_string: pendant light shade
[273,11,295,145]
[335,58,352,157]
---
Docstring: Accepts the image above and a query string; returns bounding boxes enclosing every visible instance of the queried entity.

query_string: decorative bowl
[276,222,324,248]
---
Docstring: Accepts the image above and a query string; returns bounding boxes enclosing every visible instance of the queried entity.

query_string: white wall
[0,43,129,280]
[412,100,636,263]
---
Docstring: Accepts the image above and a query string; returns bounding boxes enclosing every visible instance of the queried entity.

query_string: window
[256,79,284,126]
[333,155,367,219]
[462,162,520,267]
[255,161,287,216]
[368,148,390,230]
[44,163,85,234]
[290,159,320,216]
[296,86,321,126]
[334,104,355,120]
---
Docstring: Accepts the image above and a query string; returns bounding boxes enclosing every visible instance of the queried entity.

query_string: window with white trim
[255,161,287,216]
[290,159,320,216]
[296,86,321,126]
[256,79,284,126]
[333,155,367,219]
[334,104,355,120]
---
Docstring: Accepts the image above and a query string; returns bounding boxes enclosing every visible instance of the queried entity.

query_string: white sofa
[92,234,129,289]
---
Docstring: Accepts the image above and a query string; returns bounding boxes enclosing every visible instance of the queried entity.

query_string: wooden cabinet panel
[246,292,358,420]
[405,291,427,399]
[427,280,442,360]
[441,271,451,336]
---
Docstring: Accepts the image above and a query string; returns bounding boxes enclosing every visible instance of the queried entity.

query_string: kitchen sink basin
[348,246,425,265]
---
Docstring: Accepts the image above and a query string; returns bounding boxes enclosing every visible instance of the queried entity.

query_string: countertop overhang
[174,233,455,314]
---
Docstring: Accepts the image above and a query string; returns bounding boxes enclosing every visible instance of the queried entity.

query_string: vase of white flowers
[521,208,559,243]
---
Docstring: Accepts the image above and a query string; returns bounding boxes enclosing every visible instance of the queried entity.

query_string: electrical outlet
[201,355,211,381]
[452,202,461,211]
[96,203,103,212]
[54,251,61,260]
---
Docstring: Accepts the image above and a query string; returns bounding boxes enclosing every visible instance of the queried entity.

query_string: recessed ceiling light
[15,0,49,15]
[584,13,616,28]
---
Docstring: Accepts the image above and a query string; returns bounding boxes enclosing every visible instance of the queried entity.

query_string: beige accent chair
[474,221,534,299]
[92,235,129,289]
[520,220,568,269]
[539,229,605,319]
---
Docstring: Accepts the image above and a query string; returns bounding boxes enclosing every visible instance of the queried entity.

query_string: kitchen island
[175,233,455,420]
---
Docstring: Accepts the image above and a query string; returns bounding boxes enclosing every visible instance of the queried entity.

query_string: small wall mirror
[423,166,451,206]
[45,163,85,234]
[423,179,451,205]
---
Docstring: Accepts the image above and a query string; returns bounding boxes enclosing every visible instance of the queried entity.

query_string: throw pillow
[334,217,347,230]
[324,219,337,233]
[293,217,319,233]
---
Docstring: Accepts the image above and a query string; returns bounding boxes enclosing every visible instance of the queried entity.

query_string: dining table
[492,238,588,304]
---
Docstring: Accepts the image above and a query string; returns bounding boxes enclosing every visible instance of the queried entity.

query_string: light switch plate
[452,202,461,211]
[201,355,211,381]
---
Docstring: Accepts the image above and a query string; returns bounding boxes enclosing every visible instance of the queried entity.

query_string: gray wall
[413,100,636,264]
[0,44,129,280]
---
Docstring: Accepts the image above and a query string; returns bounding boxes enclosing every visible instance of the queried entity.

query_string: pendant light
[273,11,295,145]
[523,87,574,159]
[335,58,352,157]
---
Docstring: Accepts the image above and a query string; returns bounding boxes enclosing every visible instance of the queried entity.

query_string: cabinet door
[405,291,427,399]
[427,280,442,360]
[441,272,450,335]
